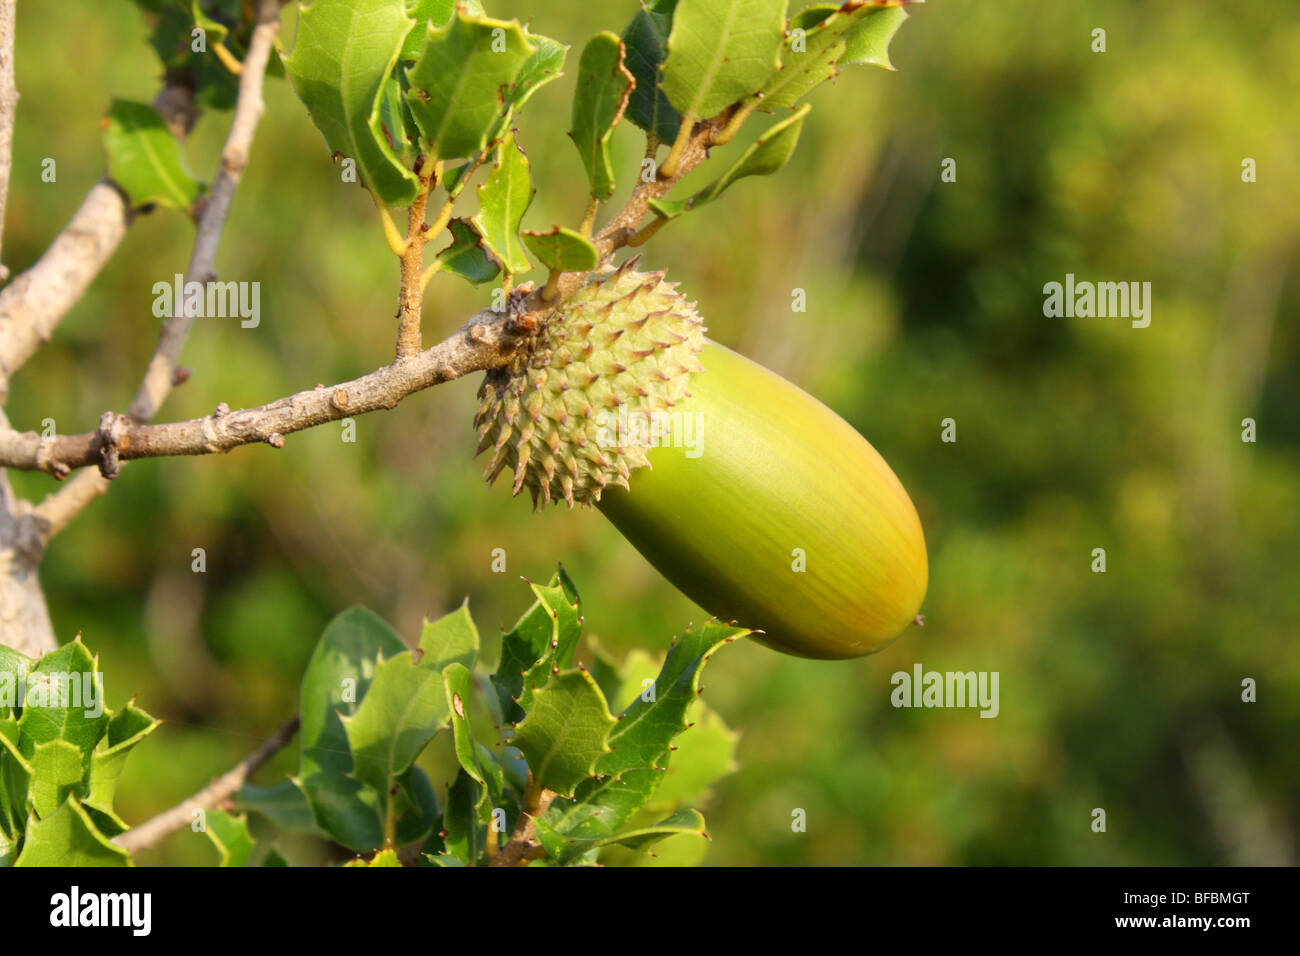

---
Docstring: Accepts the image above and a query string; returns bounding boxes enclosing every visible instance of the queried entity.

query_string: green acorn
[474,266,928,659]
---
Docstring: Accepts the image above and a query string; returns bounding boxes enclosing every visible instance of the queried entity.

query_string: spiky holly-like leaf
[204,808,255,867]
[597,621,745,776]
[419,602,480,673]
[13,799,130,867]
[512,670,617,798]
[340,648,449,799]
[492,569,582,724]
[537,806,705,862]
[535,765,665,863]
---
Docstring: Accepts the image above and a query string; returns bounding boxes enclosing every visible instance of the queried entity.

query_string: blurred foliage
[3,0,1297,865]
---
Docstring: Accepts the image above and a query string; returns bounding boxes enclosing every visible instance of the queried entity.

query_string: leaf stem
[627,215,669,247]
[579,196,599,238]
[540,269,561,302]
[212,42,244,77]
[383,782,397,849]
[712,99,758,147]
[419,258,443,293]
[658,112,696,180]
[375,199,408,256]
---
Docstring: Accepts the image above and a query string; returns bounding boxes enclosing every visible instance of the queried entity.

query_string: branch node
[266,432,285,448]
[171,366,191,387]
[95,411,130,480]
[214,402,231,418]
[330,388,350,411]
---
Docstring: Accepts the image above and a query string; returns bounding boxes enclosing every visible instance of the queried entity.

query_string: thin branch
[0,118,722,481]
[395,163,437,359]
[1,302,537,475]
[0,2,57,658]
[535,117,720,310]
[112,716,300,856]
[129,0,281,425]
[0,182,133,399]
[0,407,57,658]
[28,0,282,539]
[0,0,16,280]
[489,774,556,867]
[0,81,197,403]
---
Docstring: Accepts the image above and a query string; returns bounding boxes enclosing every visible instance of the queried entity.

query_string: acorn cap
[474,265,705,508]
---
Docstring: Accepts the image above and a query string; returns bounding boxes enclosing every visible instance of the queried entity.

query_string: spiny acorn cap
[474,263,705,509]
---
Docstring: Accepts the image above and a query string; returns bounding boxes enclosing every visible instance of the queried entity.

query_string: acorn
[474,266,928,659]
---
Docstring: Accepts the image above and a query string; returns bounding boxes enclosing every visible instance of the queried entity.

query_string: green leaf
[402,1,487,58]
[204,808,255,867]
[0,719,33,836]
[262,847,291,866]
[418,602,480,673]
[515,576,585,716]
[442,663,484,785]
[103,99,202,212]
[504,35,568,114]
[436,217,501,285]
[422,852,466,866]
[85,700,160,819]
[405,10,535,161]
[432,31,566,193]
[471,129,535,274]
[14,799,131,867]
[340,649,450,799]
[841,2,910,68]
[492,569,582,724]
[393,765,442,845]
[758,1,899,111]
[648,701,738,808]
[661,0,787,123]
[406,0,473,27]
[622,2,682,143]
[296,770,385,852]
[535,765,664,863]
[512,670,616,798]
[0,646,31,716]
[139,1,240,110]
[598,621,744,777]
[571,32,634,199]
[377,71,422,166]
[522,227,600,273]
[402,0,479,60]
[18,639,108,761]
[649,103,810,219]
[300,606,408,778]
[297,606,408,852]
[441,769,489,865]
[28,739,87,818]
[236,780,319,833]
[284,0,421,206]
[539,806,705,861]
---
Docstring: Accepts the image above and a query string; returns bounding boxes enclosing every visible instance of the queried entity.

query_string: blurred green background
[4,0,1297,865]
